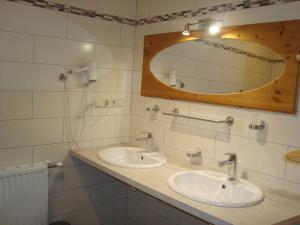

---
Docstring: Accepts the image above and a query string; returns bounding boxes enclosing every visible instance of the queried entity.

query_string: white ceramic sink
[168,170,264,208]
[98,147,167,168]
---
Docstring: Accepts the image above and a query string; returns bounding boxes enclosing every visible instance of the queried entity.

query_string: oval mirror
[150,38,286,94]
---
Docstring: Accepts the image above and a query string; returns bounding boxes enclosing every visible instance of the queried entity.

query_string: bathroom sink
[98,147,167,168]
[168,170,264,207]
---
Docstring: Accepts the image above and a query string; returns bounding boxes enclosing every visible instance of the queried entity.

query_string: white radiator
[0,163,48,225]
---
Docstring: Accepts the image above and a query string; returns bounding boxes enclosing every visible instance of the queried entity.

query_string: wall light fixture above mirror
[141,20,300,114]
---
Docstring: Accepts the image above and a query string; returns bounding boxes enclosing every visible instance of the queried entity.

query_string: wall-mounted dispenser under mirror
[141,20,300,113]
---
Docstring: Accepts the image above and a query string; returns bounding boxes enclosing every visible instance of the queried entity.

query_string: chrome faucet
[218,153,237,181]
[136,132,156,153]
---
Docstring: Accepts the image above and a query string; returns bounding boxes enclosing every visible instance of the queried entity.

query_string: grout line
[0,28,133,49]
[0,135,131,151]
[31,91,34,119]
[66,12,69,39]
[32,35,35,63]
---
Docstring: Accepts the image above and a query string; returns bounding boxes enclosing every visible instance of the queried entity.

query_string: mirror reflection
[150,38,286,94]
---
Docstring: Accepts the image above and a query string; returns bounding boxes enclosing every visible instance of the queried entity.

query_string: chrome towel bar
[162,108,234,125]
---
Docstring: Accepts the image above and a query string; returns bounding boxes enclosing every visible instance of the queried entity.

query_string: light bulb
[209,24,220,35]
[182,30,190,36]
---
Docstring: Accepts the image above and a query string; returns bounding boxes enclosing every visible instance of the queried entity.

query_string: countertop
[71,144,300,225]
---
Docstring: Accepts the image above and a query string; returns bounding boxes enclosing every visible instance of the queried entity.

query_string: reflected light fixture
[209,23,220,35]
[182,23,191,36]
[182,19,222,36]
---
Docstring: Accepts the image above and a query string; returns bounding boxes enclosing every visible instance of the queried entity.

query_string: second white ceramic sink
[98,147,167,168]
[168,170,264,208]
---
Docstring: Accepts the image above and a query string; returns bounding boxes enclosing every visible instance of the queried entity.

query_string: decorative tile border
[5,0,300,27]
[201,40,285,64]
[136,0,300,25]
[7,0,137,26]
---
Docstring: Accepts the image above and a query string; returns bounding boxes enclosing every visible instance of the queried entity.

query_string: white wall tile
[0,147,32,167]
[79,116,116,140]
[249,112,300,147]
[67,91,93,117]
[0,62,64,91]
[52,0,98,10]
[164,122,216,159]
[33,143,67,162]
[98,0,136,19]
[196,0,234,8]
[91,137,130,147]
[223,1,300,27]
[34,36,95,66]
[136,0,150,19]
[118,70,132,93]
[121,24,135,48]
[92,68,119,92]
[132,70,142,94]
[150,0,195,17]
[33,143,81,166]
[135,22,170,48]
[130,94,145,117]
[115,115,130,137]
[0,118,63,148]
[33,92,64,118]
[0,0,67,38]
[95,44,133,70]
[92,93,131,115]
[216,133,288,178]
[130,116,164,145]
[67,14,121,45]
[133,48,143,70]
[49,187,90,217]
[0,92,32,120]
[0,31,33,62]
[143,97,189,125]
[189,103,251,137]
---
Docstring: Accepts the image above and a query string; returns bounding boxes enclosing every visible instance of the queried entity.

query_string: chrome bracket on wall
[146,104,160,113]
[249,120,265,130]
[162,108,234,125]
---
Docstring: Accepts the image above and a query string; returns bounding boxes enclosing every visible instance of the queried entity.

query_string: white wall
[131,0,300,195]
[0,0,134,224]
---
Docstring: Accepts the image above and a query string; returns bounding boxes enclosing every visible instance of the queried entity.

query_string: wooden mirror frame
[141,20,300,114]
